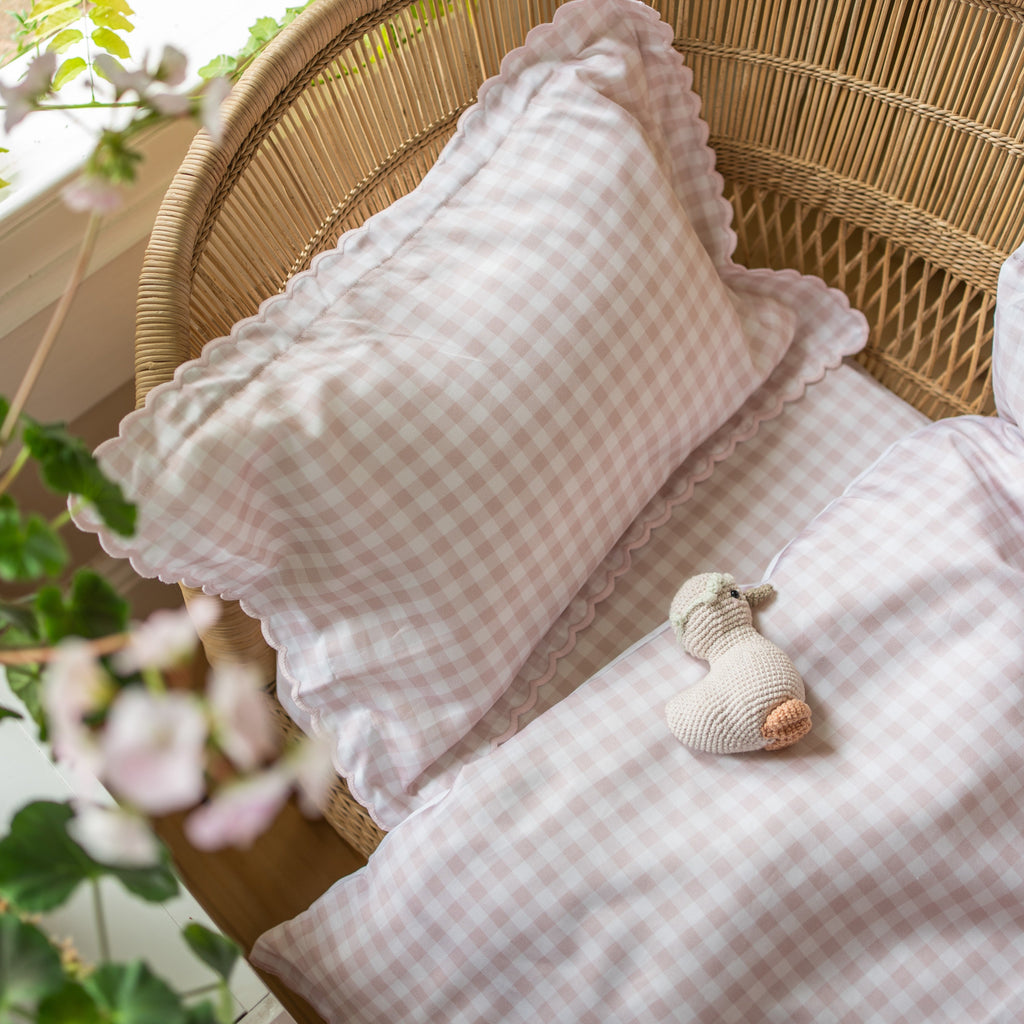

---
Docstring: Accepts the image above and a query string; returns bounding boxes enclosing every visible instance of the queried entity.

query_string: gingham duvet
[253,411,1024,1022]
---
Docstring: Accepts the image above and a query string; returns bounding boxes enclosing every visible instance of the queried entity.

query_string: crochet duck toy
[666,572,812,754]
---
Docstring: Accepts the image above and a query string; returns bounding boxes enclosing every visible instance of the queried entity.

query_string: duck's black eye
[729,589,741,599]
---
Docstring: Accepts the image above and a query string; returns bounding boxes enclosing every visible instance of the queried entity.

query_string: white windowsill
[0,1,300,423]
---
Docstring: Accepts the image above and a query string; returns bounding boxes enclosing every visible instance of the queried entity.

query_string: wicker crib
[135,0,1024,1014]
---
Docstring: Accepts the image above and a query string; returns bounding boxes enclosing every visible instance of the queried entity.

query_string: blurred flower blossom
[68,803,161,868]
[62,174,125,214]
[114,596,219,674]
[154,46,188,87]
[0,52,56,132]
[288,734,336,816]
[185,769,290,850]
[93,53,152,97]
[101,689,208,815]
[208,662,279,771]
[200,76,232,144]
[43,641,110,777]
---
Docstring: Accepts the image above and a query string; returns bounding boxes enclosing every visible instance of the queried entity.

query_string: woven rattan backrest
[137,0,1024,855]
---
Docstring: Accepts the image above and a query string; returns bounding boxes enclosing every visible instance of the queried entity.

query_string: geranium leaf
[0,496,68,583]
[182,923,239,981]
[111,847,180,904]
[34,569,129,645]
[0,600,38,636]
[184,1001,220,1024]
[0,801,180,915]
[0,912,65,1020]
[0,801,99,912]
[36,980,103,1024]
[91,26,130,60]
[4,662,46,740]
[83,962,187,1024]
[22,420,136,536]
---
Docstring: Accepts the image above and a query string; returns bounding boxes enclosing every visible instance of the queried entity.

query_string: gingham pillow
[995,239,1024,425]
[253,414,1024,1023]
[77,0,832,828]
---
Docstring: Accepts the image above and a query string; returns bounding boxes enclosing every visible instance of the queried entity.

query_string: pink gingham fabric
[995,240,1024,424]
[73,0,868,829]
[283,314,909,817]
[253,413,1024,1023]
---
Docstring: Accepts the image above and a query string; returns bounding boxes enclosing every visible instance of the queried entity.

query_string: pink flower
[42,641,111,777]
[93,53,152,96]
[67,804,161,868]
[62,174,124,214]
[154,46,188,87]
[208,662,279,771]
[200,77,232,145]
[148,90,191,117]
[0,52,56,131]
[184,770,290,850]
[114,597,219,674]
[100,689,208,815]
[287,734,336,817]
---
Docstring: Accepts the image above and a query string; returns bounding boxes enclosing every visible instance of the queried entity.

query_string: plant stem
[0,631,130,666]
[0,445,30,498]
[0,101,139,112]
[91,877,111,962]
[179,981,224,999]
[50,498,85,532]
[0,213,102,459]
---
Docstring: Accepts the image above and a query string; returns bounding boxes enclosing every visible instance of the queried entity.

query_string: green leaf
[83,962,187,1024]
[0,912,65,1020]
[0,801,99,912]
[0,496,69,583]
[22,419,136,536]
[33,7,79,36]
[0,801,180,914]
[182,923,239,982]
[37,980,103,1024]
[0,705,23,722]
[0,600,38,637]
[90,54,123,82]
[27,0,79,17]
[197,54,237,80]
[92,0,135,14]
[109,850,179,905]
[4,663,46,740]
[91,26,130,59]
[52,55,87,89]
[34,568,130,646]
[46,26,84,52]
[248,15,280,44]
[90,8,133,33]
[184,1002,220,1024]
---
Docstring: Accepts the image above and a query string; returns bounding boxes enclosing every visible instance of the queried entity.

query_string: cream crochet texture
[665,572,811,754]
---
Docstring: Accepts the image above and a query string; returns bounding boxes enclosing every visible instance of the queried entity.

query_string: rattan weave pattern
[135,0,1024,854]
